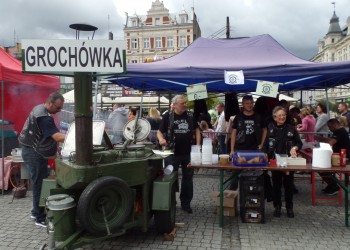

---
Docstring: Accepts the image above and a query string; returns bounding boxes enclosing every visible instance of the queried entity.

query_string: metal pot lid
[47,194,76,210]
[123,118,151,142]
[114,144,146,150]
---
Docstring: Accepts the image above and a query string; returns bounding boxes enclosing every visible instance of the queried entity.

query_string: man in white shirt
[215,103,227,154]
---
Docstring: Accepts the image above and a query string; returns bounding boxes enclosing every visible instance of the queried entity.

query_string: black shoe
[181,205,193,214]
[273,206,281,217]
[287,208,294,218]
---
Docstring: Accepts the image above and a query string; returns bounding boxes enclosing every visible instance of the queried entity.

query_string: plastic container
[331,153,340,167]
[219,154,230,164]
[232,151,267,166]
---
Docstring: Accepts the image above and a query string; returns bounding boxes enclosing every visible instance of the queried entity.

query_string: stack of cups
[202,138,213,164]
[190,145,202,165]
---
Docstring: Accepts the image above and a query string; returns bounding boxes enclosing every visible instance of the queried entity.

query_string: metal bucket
[46,194,76,241]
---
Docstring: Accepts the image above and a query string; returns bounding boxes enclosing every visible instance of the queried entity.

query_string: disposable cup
[164,165,174,175]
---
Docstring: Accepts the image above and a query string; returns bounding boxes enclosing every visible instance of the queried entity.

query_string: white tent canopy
[238,92,298,102]
[62,90,170,106]
[114,96,169,105]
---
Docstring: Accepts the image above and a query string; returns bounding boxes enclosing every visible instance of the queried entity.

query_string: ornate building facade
[296,11,350,104]
[123,0,201,63]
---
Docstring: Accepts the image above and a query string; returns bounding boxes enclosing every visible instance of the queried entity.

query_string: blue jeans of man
[22,146,48,222]
[165,154,193,207]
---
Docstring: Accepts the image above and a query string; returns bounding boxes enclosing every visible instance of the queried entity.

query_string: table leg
[219,170,224,228]
[311,172,315,206]
[345,174,349,227]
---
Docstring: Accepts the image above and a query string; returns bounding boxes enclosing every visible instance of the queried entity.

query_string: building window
[167,37,173,48]
[179,36,186,47]
[131,60,137,63]
[332,38,335,43]
[155,18,160,26]
[132,20,137,27]
[155,37,162,48]
[131,38,138,49]
[143,38,150,49]
[180,16,187,23]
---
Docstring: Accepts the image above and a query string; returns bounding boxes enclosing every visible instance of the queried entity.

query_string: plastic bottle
[340,149,346,167]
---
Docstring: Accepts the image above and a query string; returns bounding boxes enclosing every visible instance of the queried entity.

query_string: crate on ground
[240,207,265,223]
[242,195,264,208]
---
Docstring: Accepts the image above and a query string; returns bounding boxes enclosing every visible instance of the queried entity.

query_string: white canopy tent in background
[63,89,170,107]
[238,92,298,103]
[63,90,113,104]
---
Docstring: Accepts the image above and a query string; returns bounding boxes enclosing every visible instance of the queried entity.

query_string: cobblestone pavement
[1,169,350,250]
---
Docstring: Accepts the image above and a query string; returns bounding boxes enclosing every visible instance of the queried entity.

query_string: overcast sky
[1,0,349,60]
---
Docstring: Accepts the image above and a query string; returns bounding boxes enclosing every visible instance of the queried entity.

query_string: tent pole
[93,80,99,119]
[1,80,4,195]
[140,93,144,117]
[325,87,330,117]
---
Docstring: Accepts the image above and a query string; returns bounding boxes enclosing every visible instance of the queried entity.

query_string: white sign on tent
[255,80,279,98]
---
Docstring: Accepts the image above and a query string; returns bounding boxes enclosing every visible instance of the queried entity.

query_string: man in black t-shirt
[157,95,201,213]
[229,95,267,157]
[315,118,350,195]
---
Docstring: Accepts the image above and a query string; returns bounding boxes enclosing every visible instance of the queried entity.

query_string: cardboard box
[209,190,238,207]
[287,157,306,166]
[209,190,238,217]
[215,206,236,217]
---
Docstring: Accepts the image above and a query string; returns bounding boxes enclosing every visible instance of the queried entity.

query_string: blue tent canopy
[107,34,350,93]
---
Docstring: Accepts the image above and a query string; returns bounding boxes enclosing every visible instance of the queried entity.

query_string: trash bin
[46,194,76,241]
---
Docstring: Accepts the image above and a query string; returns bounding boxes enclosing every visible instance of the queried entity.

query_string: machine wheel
[154,185,176,234]
[77,176,133,235]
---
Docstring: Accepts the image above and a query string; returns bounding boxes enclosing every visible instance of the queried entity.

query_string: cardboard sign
[224,70,244,85]
[186,84,208,101]
[256,80,279,98]
[22,39,126,73]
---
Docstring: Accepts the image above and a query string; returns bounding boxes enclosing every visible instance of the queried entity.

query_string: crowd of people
[192,96,350,218]
[19,91,350,228]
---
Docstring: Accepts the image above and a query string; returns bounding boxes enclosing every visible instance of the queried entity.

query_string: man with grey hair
[157,95,201,213]
[19,92,66,227]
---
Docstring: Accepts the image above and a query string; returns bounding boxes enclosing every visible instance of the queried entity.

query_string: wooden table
[189,163,350,228]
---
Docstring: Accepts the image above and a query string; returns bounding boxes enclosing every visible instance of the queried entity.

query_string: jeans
[21,146,48,222]
[165,154,193,206]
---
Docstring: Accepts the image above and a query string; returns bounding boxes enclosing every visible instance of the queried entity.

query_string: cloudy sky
[1,0,349,60]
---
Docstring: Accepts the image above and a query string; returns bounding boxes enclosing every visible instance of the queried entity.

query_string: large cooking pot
[114,144,146,159]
